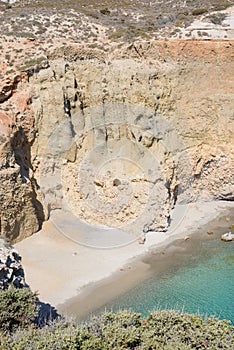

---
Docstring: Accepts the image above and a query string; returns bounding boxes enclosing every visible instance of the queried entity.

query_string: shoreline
[16,200,234,319]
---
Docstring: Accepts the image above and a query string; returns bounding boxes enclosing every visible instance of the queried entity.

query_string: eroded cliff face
[1,40,234,241]
[0,75,44,242]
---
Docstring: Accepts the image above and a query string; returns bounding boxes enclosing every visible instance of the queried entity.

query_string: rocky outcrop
[0,39,233,241]
[0,75,44,242]
[30,40,233,235]
[0,75,22,103]
[0,237,26,289]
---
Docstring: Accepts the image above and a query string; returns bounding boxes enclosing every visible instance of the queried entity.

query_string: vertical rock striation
[0,74,44,242]
[0,40,233,241]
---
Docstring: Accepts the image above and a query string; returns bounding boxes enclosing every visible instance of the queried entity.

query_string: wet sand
[57,203,234,320]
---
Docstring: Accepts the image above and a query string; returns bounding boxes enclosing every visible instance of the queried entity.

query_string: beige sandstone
[0,39,234,241]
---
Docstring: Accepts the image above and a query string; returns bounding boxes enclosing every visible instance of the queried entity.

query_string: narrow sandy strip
[16,200,234,317]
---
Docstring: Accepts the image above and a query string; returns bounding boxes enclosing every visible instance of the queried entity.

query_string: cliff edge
[0,2,233,241]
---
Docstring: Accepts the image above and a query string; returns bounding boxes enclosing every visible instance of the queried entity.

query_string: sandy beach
[16,200,234,319]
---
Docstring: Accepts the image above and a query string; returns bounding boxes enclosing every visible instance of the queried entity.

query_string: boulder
[0,237,26,289]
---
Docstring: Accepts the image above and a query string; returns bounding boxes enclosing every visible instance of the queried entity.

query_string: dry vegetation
[0,0,233,79]
[0,0,233,42]
[0,0,233,132]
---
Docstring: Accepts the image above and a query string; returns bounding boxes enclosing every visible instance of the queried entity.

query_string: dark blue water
[102,220,234,323]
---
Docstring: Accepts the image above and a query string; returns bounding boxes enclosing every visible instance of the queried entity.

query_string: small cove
[93,209,234,323]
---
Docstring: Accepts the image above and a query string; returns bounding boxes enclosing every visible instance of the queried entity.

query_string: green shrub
[0,285,38,333]
[0,310,233,349]
[213,2,232,11]
[100,7,110,15]
[175,19,183,27]
[18,56,46,71]
[192,8,208,16]
[208,13,226,25]
[108,29,125,40]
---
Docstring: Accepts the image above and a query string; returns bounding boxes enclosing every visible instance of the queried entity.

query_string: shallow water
[99,213,234,323]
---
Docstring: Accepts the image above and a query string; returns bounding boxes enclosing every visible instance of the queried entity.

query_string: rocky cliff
[0,39,234,241]
[0,237,26,289]
[0,72,45,242]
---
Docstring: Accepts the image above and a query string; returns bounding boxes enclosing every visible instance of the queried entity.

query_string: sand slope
[15,200,234,318]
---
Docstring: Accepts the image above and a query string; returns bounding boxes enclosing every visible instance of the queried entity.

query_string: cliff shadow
[35,299,62,327]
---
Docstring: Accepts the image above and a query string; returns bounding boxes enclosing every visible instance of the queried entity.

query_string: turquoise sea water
[102,231,234,323]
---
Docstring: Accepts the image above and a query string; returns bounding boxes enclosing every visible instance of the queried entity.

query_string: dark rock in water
[0,237,26,289]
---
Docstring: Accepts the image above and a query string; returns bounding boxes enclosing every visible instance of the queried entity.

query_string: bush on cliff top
[0,286,233,349]
[0,285,38,333]
[0,307,233,349]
